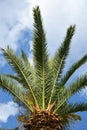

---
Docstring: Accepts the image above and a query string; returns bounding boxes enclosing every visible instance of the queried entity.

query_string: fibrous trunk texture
[24,111,63,130]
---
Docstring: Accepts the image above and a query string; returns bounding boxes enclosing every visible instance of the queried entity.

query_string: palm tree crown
[0,6,87,130]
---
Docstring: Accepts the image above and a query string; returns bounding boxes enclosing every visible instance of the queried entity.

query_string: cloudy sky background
[0,0,87,129]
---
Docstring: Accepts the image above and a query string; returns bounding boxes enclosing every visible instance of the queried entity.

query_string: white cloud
[0,0,30,50]
[0,101,18,123]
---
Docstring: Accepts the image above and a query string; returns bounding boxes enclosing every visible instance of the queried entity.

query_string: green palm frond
[0,75,33,111]
[62,113,81,130]
[64,113,81,121]
[21,50,32,79]
[60,54,87,86]
[21,50,30,64]
[1,47,38,107]
[53,75,87,113]
[54,103,82,129]
[58,103,87,129]
[3,74,21,83]
[66,75,87,97]
[48,25,76,108]
[67,103,87,113]
[33,6,48,110]
[57,102,87,116]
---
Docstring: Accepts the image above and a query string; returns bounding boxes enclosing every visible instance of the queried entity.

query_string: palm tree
[0,6,87,130]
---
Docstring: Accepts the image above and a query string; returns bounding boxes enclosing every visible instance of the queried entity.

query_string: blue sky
[0,0,87,129]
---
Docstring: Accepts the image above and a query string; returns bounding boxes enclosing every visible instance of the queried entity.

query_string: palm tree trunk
[24,111,63,130]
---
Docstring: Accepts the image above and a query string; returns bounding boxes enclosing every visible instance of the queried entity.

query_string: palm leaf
[57,102,87,116]
[60,54,87,86]
[54,75,87,113]
[0,75,33,111]
[21,50,30,65]
[48,25,76,107]
[1,47,38,107]
[62,113,81,130]
[3,74,21,83]
[58,103,87,129]
[33,6,48,110]
[66,103,87,113]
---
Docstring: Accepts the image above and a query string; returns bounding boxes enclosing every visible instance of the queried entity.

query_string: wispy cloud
[0,0,32,67]
[0,0,31,50]
[0,101,18,123]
